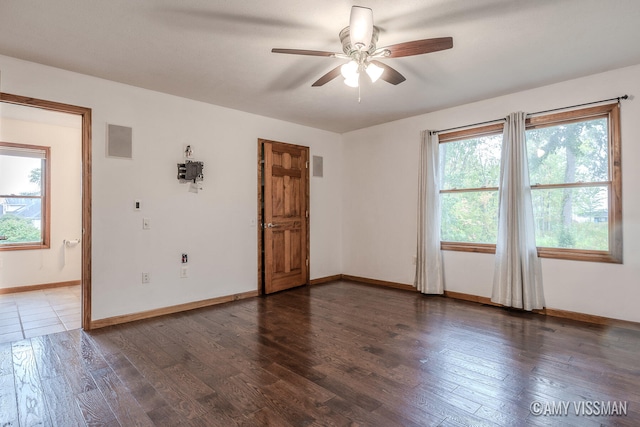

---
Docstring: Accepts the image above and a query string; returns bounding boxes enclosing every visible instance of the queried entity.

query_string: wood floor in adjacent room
[1,281,639,426]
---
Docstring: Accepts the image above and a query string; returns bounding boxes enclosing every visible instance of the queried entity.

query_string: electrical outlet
[180,266,188,278]
[142,272,150,283]
[134,199,142,210]
[143,218,151,229]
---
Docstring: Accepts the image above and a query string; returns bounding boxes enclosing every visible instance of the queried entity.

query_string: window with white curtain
[438,103,622,263]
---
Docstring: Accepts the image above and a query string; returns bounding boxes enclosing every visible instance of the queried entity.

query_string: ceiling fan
[272,6,453,88]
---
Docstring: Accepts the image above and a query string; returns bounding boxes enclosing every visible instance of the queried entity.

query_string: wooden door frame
[257,139,310,295]
[0,92,93,330]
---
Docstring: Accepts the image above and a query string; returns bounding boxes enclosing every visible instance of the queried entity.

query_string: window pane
[526,118,608,185]
[440,134,502,190]
[0,200,42,244]
[0,155,42,196]
[531,186,608,250]
[441,191,498,243]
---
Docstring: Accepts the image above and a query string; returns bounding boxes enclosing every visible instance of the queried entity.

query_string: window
[0,142,50,250]
[439,103,622,263]
[439,124,503,252]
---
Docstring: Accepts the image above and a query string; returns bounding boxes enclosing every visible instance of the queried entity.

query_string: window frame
[0,141,51,251]
[438,103,622,263]
[439,122,503,253]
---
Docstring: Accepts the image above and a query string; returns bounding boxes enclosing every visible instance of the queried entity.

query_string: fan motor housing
[339,26,380,56]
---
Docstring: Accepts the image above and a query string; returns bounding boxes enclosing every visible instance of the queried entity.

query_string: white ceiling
[1,0,640,133]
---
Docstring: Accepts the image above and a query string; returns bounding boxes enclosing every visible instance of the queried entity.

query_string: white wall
[342,64,640,323]
[0,54,343,320]
[0,115,82,288]
[3,52,638,324]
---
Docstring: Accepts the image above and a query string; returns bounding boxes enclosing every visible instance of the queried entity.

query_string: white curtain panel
[415,130,444,294]
[492,112,545,310]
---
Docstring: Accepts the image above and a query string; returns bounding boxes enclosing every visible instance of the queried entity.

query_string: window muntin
[438,103,622,263]
[0,142,50,250]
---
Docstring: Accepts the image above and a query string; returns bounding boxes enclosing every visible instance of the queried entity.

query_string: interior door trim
[0,92,93,330]
[257,138,310,295]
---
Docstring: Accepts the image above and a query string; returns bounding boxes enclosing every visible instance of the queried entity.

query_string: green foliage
[440,117,610,251]
[441,191,498,243]
[440,134,501,243]
[557,228,576,248]
[29,167,42,185]
[0,214,41,243]
[440,135,501,189]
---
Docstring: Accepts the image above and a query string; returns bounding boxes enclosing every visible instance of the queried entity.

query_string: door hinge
[305,161,309,168]
[306,258,309,267]
[305,210,309,218]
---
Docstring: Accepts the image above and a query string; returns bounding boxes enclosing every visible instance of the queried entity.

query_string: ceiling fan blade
[370,60,406,85]
[383,37,453,58]
[271,48,336,57]
[312,65,343,87]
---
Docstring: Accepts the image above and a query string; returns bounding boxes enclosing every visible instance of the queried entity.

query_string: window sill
[0,243,49,251]
[441,242,621,264]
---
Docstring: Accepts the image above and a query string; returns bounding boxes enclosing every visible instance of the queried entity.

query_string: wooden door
[260,140,309,294]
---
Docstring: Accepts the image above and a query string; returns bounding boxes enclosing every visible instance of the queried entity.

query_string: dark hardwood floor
[1,281,639,426]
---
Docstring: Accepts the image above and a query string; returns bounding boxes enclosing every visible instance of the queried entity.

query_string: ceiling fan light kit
[271,5,454,91]
[348,6,374,51]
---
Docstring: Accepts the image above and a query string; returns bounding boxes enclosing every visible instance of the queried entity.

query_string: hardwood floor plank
[76,388,119,427]
[0,373,19,427]
[262,378,350,426]
[105,328,208,420]
[236,406,294,427]
[31,335,65,380]
[48,331,98,394]
[323,395,407,427]
[195,392,243,426]
[0,342,14,376]
[41,375,86,427]
[95,337,169,416]
[91,367,155,427]
[262,362,335,404]
[231,373,316,426]
[12,340,51,427]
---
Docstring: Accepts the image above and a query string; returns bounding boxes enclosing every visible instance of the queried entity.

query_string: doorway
[0,93,92,331]
[257,139,309,294]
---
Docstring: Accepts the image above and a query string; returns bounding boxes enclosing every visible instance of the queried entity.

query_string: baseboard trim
[90,290,259,329]
[443,290,501,307]
[535,307,640,331]
[339,275,640,330]
[341,275,417,292]
[309,275,342,285]
[0,280,81,295]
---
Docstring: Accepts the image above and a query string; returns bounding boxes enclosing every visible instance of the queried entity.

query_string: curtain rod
[431,95,629,135]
